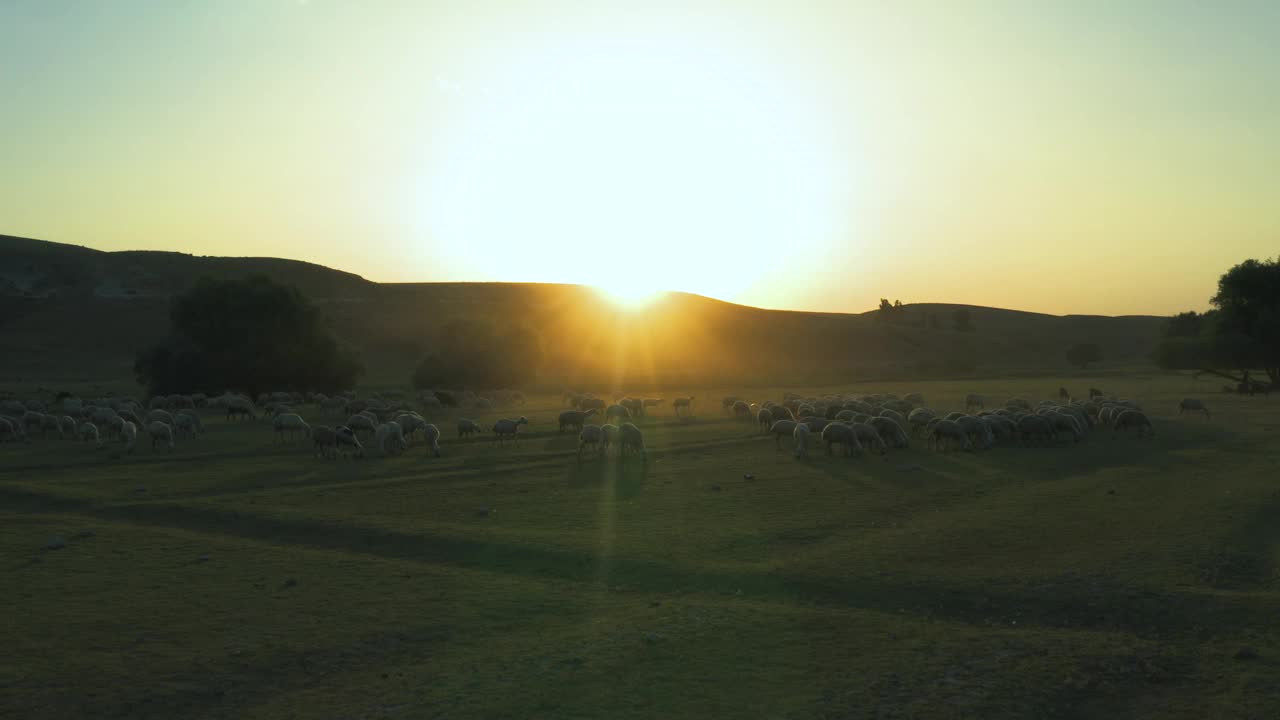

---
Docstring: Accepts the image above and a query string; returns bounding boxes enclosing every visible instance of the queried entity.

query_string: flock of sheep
[0,385,1208,466]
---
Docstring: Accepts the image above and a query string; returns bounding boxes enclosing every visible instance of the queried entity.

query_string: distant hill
[0,234,1168,387]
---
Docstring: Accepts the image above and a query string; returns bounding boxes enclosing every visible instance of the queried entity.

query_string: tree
[952,308,974,332]
[1158,257,1280,388]
[411,319,542,389]
[134,275,362,396]
[1065,342,1102,369]
[877,298,906,324]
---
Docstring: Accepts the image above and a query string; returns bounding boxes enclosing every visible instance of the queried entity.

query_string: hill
[0,234,1168,387]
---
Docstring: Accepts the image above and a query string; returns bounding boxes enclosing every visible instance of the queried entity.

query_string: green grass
[3,372,1279,718]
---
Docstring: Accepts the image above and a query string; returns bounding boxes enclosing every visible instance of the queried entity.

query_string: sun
[594,281,663,310]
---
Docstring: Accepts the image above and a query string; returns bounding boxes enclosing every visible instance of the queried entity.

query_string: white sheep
[375,422,406,456]
[174,412,200,440]
[77,421,100,444]
[225,396,255,421]
[601,423,621,454]
[457,418,482,438]
[1113,410,1154,438]
[345,414,377,436]
[423,423,442,457]
[578,424,604,460]
[395,413,427,443]
[119,421,137,454]
[492,416,528,445]
[336,425,364,458]
[147,421,175,453]
[821,422,863,457]
[769,419,798,449]
[618,422,647,461]
[273,413,312,443]
[1178,398,1211,420]
[793,422,811,458]
[58,415,77,438]
[312,424,338,459]
[928,420,972,452]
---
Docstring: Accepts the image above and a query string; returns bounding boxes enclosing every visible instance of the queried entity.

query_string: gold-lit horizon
[2,2,1277,317]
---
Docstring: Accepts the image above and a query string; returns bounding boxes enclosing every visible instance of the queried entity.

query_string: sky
[2,1,1277,316]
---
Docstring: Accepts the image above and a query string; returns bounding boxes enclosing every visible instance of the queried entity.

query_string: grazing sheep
[929,420,972,452]
[620,398,645,418]
[732,400,754,420]
[119,421,137,454]
[721,396,740,414]
[0,417,25,444]
[457,418,483,438]
[226,396,255,421]
[848,422,888,455]
[757,407,777,433]
[423,423,442,457]
[312,425,338,459]
[273,413,312,443]
[907,408,936,437]
[77,421,100,444]
[798,416,831,433]
[869,416,910,449]
[673,397,694,417]
[375,422,406,456]
[618,422,648,461]
[58,415,77,437]
[335,425,364,458]
[605,404,632,423]
[1113,410,1154,438]
[903,392,925,408]
[768,419,798,449]
[578,397,606,413]
[492,416,529,445]
[601,423,621,454]
[559,409,597,433]
[821,422,863,457]
[1178,398,1211,420]
[956,416,994,450]
[345,414,377,437]
[1015,415,1054,446]
[964,394,985,412]
[793,423,811,458]
[147,421,175,453]
[174,412,200,440]
[578,424,604,460]
[1046,412,1084,442]
[395,413,427,442]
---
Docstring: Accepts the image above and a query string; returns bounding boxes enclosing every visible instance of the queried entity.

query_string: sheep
[903,392,925,408]
[273,413,312,443]
[176,409,202,437]
[848,422,888,455]
[673,397,694,417]
[492,416,529,445]
[620,398,645,418]
[618,422,648,461]
[457,418,482,438]
[58,415,77,437]
[375,422,406,456]
[798,416,831,433]
[226,396,255,421]
[732,400,754,420]
[1015,415,1055,446]
[578,424,604,460]
[1113,410,1154,438]
[147,421,175,453]
[757,407,778,433]
[964,394,985,411]
[929,420,972,452]
[1178,398,1211,420]
[119,421,137,454]
[77,421,100,444]
[1089,388,1105,398]
[793,423,811,458]
[1046,412,1083,442]
[1058,387,1071,402]
[578,397,606,413]
[395,413,427,442]
[768,419,798,449]
[721,396,740,414]
[605,404,632,423]
[312,424,338,459]
[869,416,910,449]
[642,398,665,412]
[41,413,63,438]
[601,423,621,454]
[559,409,597,434]
[174,412,200,440]
[345,414,377,437]
[22,411,45,436]
[821,422,863,457]
[423,423,442,457]
[907,408,935,437]
[956,416,994,450]
[335,425,364,458]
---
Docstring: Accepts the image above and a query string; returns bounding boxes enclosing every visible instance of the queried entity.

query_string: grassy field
[3,372,1279,719]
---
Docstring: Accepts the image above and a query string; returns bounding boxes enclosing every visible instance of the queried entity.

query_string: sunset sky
[2,1,1277,316]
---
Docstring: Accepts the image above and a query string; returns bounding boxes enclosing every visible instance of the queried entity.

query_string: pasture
[3,373,1279,719]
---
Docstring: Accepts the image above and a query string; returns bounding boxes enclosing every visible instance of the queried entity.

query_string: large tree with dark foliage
[135,275,362,396]
[1157,257,1280,390]
[411,319,541,390]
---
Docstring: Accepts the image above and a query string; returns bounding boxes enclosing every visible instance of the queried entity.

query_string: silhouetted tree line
[410,319,541,390]
[1157,257,1280,391]
[134,275,362,396]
